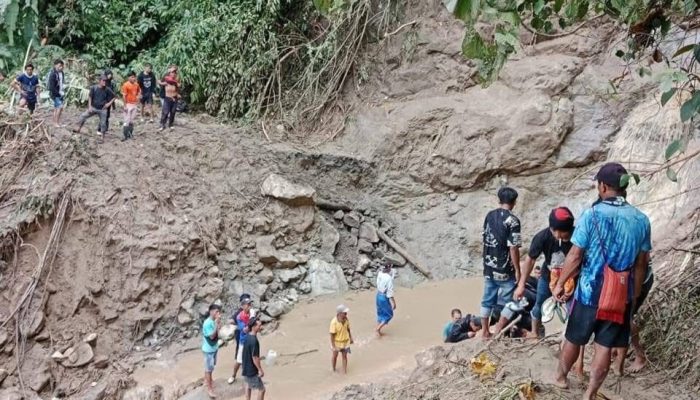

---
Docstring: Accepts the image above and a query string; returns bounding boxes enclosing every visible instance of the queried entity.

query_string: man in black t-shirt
[73,76,115,136]
[480,187,522,340]
[138,63,156,122]
[242,318,265,400]
[515,207,575,338]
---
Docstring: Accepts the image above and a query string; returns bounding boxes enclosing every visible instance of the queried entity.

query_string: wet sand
[130,278,525,399]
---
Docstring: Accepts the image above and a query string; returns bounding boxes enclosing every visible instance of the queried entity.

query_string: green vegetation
[1,0,398,123]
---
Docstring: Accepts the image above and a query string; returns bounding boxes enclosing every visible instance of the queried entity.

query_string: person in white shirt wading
[376,262,397,337]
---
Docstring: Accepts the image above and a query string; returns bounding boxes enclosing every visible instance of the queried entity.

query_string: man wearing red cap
[515,207,575,337]
[552,162,651,400]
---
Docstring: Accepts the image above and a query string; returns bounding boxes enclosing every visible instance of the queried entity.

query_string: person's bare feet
[525,331,539,339]
[207,389,217,398]
[552,371,569,389]
[629,355,647,373]
[481,330,492,341]
[573,366,586,379]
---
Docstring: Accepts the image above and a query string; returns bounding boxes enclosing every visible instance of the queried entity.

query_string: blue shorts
[204,351,217,372]
[480,276,516,318]
[53,97,64,109]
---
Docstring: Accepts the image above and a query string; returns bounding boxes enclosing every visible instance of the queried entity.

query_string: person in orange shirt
[121,71,141,141]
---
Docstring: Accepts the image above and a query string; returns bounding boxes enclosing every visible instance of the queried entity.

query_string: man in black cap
[103,69,116,133]
[551,162,651,400]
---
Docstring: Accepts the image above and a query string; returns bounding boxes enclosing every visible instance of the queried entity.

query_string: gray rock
[278,267,305,283]
[61,343,94,368]
[448,192,458,201]
[357,239,374,254]
[342,212,361,228]
[319,217,340,261]
[0,329,7,347]
[256,235,278,264]
[265,300,291,318]
[260,174,316,206]
[0,368,7,385]
[385,252,407,267]
[93,355,109,369]
[258,268,274,284]
[286,288,299,303]
[83,333,98,346]
[333,210,345,220]
[177,310,194,325]
[359,223,379,243]
[20,310,45,338]
[298,281,312,294]
[83,381,107,400]
[356,255,371,272]
[196,278,224,302]
[307,259,349,296]
[278,253,300,268]
[371,248,385,260]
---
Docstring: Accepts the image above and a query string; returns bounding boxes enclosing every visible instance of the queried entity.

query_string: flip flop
[542,297,557,323]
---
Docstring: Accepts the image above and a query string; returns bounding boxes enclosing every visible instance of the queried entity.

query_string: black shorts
[634,274,654,314]
[234,334,240,356]
[565,302,631,348]
[27,99,36,113]
[140,94,153,105]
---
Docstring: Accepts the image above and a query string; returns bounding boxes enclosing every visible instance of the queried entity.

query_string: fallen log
[376,229,433,279]
[493,314,522,341]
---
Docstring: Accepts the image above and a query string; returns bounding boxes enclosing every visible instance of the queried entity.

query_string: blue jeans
[480,276,516,318]
[204,351,217,373]
[531,275,552,321]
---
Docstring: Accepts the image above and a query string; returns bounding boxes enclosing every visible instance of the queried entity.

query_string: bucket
[265,350,278,366]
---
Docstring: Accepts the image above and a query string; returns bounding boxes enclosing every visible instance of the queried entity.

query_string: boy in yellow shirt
[329,305,354,374]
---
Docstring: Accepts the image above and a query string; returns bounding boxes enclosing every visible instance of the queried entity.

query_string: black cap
[594,162,628,189]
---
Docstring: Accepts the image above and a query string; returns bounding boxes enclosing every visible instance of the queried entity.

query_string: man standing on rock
[515,207,575,338]
[228,296,252,384]
[120,71,141,141]
[552,163,651,400]
[480,187,522,340]
[242,317,265,400]
[202,303,222,398]
[376,262,397,337]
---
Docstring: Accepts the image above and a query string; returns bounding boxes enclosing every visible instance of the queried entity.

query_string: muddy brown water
[128,278,561,400]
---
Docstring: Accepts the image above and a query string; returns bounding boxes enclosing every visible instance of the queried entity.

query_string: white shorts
[236,344,244,364]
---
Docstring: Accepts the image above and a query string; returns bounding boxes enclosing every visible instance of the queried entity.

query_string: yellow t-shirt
[329,317,351,347]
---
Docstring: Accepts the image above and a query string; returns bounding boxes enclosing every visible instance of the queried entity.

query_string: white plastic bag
[264,350,277,366]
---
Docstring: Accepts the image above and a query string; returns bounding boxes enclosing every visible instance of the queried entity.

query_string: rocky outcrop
[261,174,316,206]
[306,259,348,296]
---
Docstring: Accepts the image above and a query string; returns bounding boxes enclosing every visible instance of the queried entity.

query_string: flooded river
[129,278,499,399]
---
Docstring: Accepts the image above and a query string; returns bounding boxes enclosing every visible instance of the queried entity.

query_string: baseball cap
[241,298,252,305]
[239,293,251,302]
[336,304,349,314]
[594,162,628,189]
[549,207,575,232]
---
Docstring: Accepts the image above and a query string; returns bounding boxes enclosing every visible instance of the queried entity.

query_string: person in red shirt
[121,71,141,141]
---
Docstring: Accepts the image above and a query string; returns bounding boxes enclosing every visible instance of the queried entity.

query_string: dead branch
[376,228,433,279]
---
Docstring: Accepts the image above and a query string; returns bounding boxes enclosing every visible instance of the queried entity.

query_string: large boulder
[261,174,315,206]
[307,259,349,296]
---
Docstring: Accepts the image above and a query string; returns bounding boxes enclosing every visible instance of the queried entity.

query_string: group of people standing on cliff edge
[458,162,652,400]
[7,59,182,141]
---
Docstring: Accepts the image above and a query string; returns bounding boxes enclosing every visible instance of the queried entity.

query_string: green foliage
[0,0,39,72]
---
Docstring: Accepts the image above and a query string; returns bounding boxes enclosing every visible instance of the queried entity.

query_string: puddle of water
[129,278,557,400]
